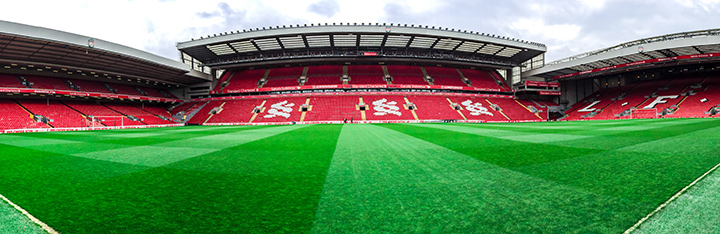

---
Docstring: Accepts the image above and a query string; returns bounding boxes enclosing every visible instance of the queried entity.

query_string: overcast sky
[2,0,719,62]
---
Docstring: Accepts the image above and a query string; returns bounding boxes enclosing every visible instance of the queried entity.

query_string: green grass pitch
[1,118,720,233]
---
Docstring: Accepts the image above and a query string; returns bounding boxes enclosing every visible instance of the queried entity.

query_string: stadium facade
[525,28,720,120]
[0,20,718,132]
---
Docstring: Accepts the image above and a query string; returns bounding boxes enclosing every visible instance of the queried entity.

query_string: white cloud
[509,18,581,42]
[579,0,609,10]
[0,0,718,63]
[674,0,720,11]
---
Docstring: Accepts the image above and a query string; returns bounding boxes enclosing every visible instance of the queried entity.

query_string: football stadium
[1,13,720,234]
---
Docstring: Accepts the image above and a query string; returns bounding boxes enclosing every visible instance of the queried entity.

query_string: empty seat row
[214,65,508,93]
[189,95,545,124]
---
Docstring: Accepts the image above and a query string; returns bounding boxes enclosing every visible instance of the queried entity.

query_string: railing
[205,51,518,67]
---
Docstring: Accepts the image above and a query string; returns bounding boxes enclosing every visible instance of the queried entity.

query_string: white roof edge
[176,25,547,52]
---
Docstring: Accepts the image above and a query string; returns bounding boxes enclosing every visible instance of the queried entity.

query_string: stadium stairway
[184,101,212,124]
[17,99,86,128]
[483,98,513,121]
[0,99,50,130]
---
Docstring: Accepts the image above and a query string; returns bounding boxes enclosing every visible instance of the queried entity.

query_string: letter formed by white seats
[578,100,601,112]
[372,98,402,116]
[461,100,493,116]
[643,95,679,109]
[264,100,295,118]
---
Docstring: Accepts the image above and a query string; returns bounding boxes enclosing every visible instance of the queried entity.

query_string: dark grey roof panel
[177,24,547,68]
[0,20,209,85]
[0,20,189,71]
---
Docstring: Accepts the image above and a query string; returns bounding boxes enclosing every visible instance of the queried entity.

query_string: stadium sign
[525,80,560,88]
[88,38,95,48]
[538,91,561,96]
[0,87,181,102]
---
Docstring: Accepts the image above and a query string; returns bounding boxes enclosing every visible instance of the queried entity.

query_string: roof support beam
[301,35,310,50]
[26,41,50,59]
[275,37,286,55]
[79,50,109,68]
[638,52,656,59]
[275,37,285,50]
[405,35,415,53]
[586,63,602,69]
[380,34,388,52]
[451,41,464,52]
[473,44,486,53]
[597,60,614,67]
[692,46,703,54]
[429,38,440,49]
[227,43,240,54]
[658,49,678,57]
[618,57,634,63]
[0,37,12,53]
[249,40,262,52]
[492,46,506,56]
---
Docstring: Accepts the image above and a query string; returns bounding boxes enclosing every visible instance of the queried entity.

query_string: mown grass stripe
[67,125,309,167]
[312,124,639,233]
[382,123,604,168]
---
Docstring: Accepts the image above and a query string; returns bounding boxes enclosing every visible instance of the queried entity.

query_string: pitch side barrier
[214,84,513,95]
[1,124,183,134]
[202,119,543,126]
[564,115,719,121]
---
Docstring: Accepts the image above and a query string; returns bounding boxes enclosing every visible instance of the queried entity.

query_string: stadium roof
[0,20,209,86]
[524,28,720,80]
[177,23,546,69]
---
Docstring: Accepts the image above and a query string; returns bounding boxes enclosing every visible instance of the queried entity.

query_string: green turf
[0,119,719,233]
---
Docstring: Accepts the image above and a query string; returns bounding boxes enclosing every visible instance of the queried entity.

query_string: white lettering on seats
[643,95,679,109]
[263,101,295,118]
[578,100,601,112]
[461,100,494,116]
[372,98,402,116]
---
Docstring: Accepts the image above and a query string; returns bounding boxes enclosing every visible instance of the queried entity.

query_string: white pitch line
[624,161,720,234]
[0,194,59,234]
